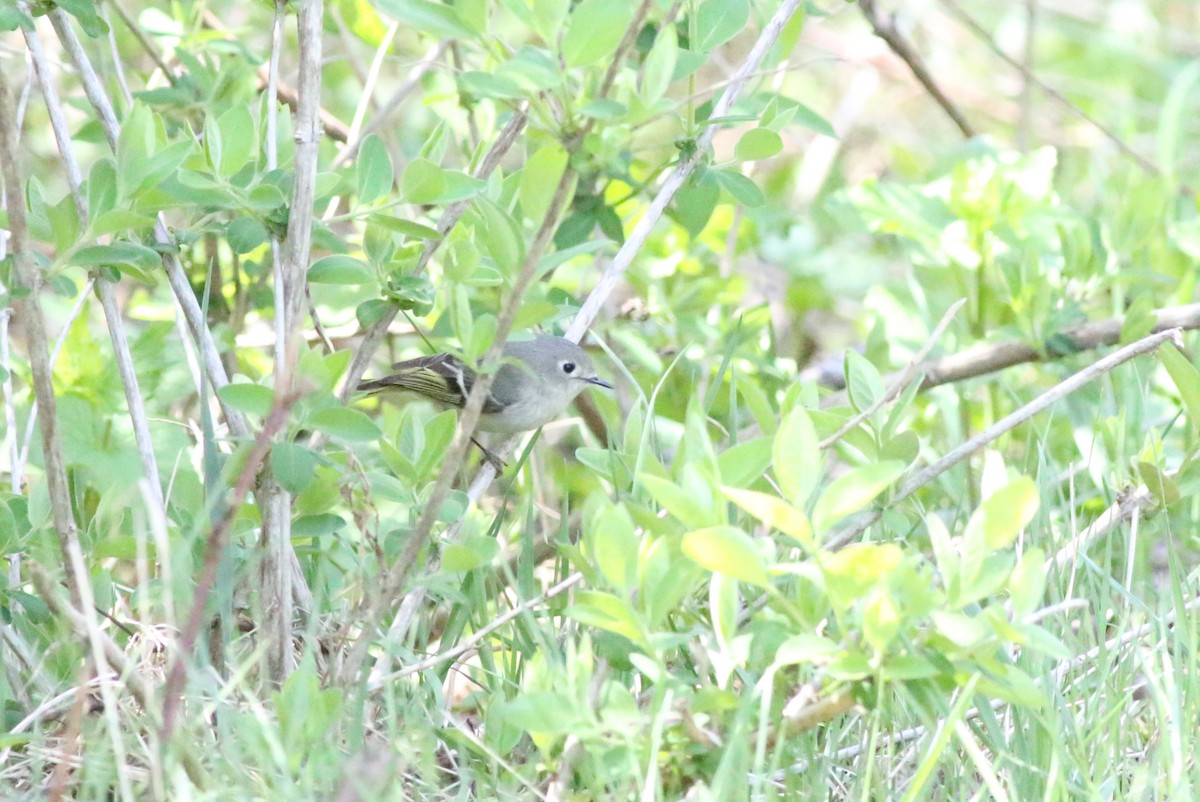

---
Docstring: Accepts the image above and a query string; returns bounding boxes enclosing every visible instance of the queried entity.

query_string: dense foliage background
[3,0,1200,799]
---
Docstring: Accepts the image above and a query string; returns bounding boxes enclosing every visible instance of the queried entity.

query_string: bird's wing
[358,353,511,414]
[357,353,474,407]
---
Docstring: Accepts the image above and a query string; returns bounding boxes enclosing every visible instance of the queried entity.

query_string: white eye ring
[562,362,576,375]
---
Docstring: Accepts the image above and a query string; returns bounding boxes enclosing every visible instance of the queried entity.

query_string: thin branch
[598,0,654,101]
[0,52,82,607]
[17,275,94,478]
[108,0,176,83]
[369,571,584,688]
[824,327,1182,549]
[859,0,976,138]
[36,9,165,510]
[331,39,446,169]
[820,302,1200,396]
[160,393,299,742]
[819,299,965,449]
[258,0,300,686]
[1050,484,1153,569]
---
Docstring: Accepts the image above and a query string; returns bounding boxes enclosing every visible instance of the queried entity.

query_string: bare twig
[598,0,654,101]
[108,0,176,82]
[819,299,965,449]
[1050,484,1154,569]
[859,0,976,138]
[820,302,1200,396]
[824,327,1182,549]
[33,10,165,511]
[16,275,94,479]
[331,39,447,168]
[160,394,298,741]
[0,51,82,606]
[368,571,584,688]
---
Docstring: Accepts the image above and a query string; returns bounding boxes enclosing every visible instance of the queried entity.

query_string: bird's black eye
[562,362,576,375]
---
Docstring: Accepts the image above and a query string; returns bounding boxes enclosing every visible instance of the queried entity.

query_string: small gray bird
[358,334,612,470]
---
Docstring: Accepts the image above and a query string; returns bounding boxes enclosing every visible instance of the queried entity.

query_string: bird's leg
[471,437,506,475]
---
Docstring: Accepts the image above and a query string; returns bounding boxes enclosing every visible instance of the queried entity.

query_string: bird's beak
[584,376,614,389]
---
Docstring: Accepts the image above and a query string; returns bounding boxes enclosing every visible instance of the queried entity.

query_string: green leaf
[844,349,885,412]
[682,525,769,587]
[356,299,394,328]
[694,0,749,52]
[473,198,524,274]
[366,215,441,240]
[1008,548,1046,619]
[519,143,569,223]
[214,105,255,177]
[457,71,524,100]
[566,589,645,642]
[640,473,714,530]
[308,407,383,442]
[400,158,447,204]
[85,157,117,221]
[672,173,719,235]
[811,460,905,534]
[116,104,155,200]
[498,691,580,737]
[1138,460,1180,506]
[216,383,275,417]
[931,610,991,649]
[497,47,563,92]
[821,543,902,611]
[963,476,1039,552]
[641,24,678,103]
[308,254,374,284]
[722,486,813,548]
[774,633,840,667]
[562,0,634,67]
[455,0,488,34]
[1161,343,1200,428]
[578,99,627,120]
[271,442,319,494]
[862,589,901,652]
[716,437,772,488]
[373,0,477,38]
[530,0,569,42]
[0,7,27,33]
[733,128,783,161]
[227,217,268,254]
[442,534,500,572]
[792,101,837,137]
[773,407,820,506]
[588,503,639,593]
[56,0,108,36]
[713,168,766,207]
[356,134,394,205]
[69,241,160,273]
